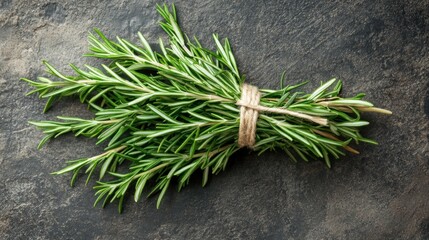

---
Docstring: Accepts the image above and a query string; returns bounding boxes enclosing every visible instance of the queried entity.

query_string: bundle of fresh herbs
[22,4,391,211]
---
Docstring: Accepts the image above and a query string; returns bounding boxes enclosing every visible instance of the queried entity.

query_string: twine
[237,83,328,149]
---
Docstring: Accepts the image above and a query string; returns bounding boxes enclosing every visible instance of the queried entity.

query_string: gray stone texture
[1,0,428,239]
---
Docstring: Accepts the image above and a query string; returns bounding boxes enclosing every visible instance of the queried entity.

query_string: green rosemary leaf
[307,78,337,100]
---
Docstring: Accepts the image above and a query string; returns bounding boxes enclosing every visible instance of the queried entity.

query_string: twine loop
[237,83,328,149]
[237,84,261,148]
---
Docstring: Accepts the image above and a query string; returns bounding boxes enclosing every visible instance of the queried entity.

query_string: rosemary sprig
[22,4,391,212]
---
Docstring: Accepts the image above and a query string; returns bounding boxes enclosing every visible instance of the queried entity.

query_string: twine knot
[237,83,328,149]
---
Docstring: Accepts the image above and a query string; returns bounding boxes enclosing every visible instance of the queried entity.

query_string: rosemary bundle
[23,4,391,211]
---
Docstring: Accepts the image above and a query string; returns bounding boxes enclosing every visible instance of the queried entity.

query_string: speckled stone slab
[1,1,428,239]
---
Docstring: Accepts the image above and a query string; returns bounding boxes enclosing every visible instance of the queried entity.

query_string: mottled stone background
[1,0,428,239]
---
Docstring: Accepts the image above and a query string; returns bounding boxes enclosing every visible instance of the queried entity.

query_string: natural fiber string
[237,84,261,148]
[237,83,328,149]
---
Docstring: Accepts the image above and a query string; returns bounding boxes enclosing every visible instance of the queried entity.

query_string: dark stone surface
[1,0,428,239]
